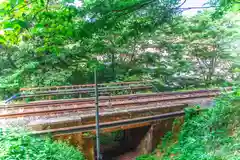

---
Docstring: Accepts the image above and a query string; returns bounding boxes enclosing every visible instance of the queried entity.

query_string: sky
[181,0,209,16]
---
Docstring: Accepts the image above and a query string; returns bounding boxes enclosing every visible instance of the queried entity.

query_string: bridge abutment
[52,116,184,160]
[121,117,184,156]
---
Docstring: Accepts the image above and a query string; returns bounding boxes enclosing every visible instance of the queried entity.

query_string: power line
[176,0,187,8]
[179,6,217,10]
[112,0,188,12]
[113,1,217,19]
[112,0,156,12]
[111,0,217,16]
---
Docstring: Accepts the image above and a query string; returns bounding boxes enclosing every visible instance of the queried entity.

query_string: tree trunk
[111,52,115,80]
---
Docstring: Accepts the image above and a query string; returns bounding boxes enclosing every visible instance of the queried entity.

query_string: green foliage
[136,87,240,160]
[169,91,239,160]
[130,11,240,88]
[136,154,156,160]
[0,0,239,100]
[0,130,85,160]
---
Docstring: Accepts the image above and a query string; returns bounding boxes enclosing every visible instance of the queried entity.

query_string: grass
[136,87,240,160]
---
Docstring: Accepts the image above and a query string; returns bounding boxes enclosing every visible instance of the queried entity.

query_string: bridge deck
[0,97,213,135]
[0,87,231,135]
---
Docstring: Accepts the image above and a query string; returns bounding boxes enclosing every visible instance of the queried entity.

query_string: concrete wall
[53,117,184,160]
[123,117,184,155]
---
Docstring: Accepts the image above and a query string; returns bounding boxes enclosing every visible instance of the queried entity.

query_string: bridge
[15,81,156,101]
[0,82,231,160]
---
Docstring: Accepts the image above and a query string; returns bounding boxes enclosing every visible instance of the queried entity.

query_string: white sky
[181,0,209,16]
[73,0,83,8]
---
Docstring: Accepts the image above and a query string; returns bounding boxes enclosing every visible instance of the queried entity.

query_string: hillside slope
[137,88,240,160]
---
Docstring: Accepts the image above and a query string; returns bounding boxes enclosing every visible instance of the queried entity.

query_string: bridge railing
[5,81,157,103]
[20,81,153,92]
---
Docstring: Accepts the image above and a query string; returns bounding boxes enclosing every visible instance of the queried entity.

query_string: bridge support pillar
[54,133,95,160]
[136,125,154,154]
[123,117,184,155]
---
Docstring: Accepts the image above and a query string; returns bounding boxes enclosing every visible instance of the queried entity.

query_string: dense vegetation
[0,0,239,159]
[0,0,239,99]
[0,130,85,160]
[137,87,240,160]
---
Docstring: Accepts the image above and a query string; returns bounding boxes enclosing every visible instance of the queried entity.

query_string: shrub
[0,130,85,160]
[136,154,156,160]
[160,88,240,160]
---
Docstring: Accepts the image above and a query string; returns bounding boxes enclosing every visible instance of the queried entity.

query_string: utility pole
[94,68,101,160]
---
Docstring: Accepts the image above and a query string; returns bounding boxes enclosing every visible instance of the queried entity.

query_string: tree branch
[112,0,156,12]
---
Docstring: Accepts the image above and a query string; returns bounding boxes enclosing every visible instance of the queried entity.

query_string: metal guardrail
[20,81,154,91]
[5,81,155,103]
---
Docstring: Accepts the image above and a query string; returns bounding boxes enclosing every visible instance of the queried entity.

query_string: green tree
[0,0,239,99]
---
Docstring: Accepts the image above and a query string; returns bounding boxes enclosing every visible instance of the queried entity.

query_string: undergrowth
[0,130,85,160]
[137,87,240,160]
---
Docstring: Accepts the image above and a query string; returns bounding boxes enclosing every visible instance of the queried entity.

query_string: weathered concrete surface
[28,103,187,131]
[122,117,184,155]
[136,125,154,154]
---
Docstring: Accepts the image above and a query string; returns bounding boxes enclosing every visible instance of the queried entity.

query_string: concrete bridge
[0,82,231,159]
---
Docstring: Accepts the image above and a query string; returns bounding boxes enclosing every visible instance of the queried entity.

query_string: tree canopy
[0,0,239,99]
